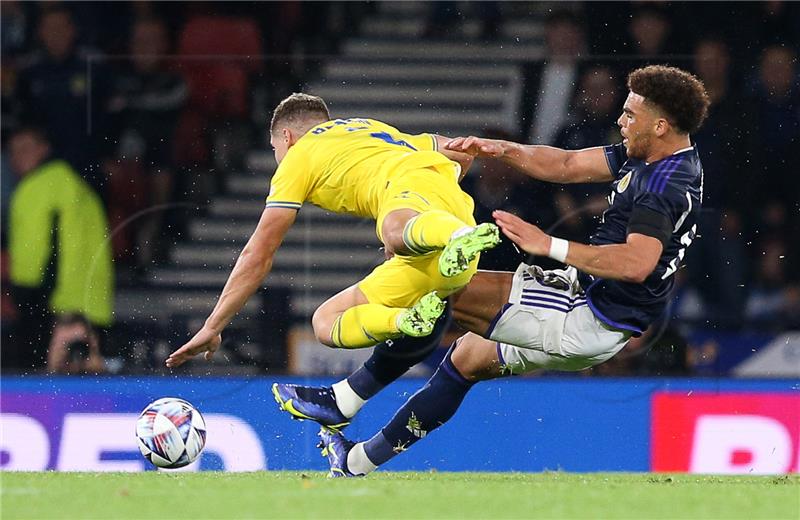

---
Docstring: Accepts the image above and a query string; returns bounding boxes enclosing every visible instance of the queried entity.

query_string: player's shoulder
[638,148,700,195]
[274,143,310,174]
[361,118,399,133]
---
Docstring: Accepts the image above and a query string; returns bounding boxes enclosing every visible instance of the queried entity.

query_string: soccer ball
[136,397,207,469]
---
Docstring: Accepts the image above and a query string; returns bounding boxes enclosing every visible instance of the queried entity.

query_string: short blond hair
[270,93,330,133]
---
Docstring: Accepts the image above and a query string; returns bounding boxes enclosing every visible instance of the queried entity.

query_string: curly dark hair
[627,65,710,134]
[270,93,330,133]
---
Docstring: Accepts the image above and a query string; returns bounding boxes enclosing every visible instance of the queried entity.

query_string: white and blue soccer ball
[136,397,207,469]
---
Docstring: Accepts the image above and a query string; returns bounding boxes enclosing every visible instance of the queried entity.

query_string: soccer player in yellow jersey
[166,93,499,367]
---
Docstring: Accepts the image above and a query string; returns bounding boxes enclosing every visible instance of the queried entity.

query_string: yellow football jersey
[265,118,457,218]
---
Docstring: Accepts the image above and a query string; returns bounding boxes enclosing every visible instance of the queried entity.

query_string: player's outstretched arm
[433,134,474,181]
[445,137,614,184]
[166,207,297,368]
[493,210,662,283]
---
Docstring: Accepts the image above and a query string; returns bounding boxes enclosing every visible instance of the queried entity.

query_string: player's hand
[445,136,505,158]
[493,210,549,256]
[165,326,222,368]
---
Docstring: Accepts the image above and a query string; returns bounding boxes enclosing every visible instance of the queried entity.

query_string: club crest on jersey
[617,171,632,193]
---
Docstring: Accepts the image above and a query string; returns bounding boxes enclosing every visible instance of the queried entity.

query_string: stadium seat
[176,15,264,118]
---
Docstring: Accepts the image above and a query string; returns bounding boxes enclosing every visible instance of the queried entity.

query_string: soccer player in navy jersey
[274,65,711,477]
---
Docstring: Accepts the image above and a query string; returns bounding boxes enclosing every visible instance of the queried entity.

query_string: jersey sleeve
[628,169,692,246]
[603,143,627,179]
[265,148,311,210]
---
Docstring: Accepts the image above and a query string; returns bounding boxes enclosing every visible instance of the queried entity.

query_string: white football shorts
[486,264,632,374]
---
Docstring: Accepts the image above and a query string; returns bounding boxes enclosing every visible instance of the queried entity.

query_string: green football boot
[396,292,446,337]
[438,223,501,277]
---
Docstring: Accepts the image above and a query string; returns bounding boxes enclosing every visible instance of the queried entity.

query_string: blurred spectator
[551,66,620,242]
[746,45,799,211]
[554,66,620,150]
[741,2,800,56]
[106,16,187,268]
[47,314,106,374]
[0,1,28,136]
[595,324,690,376]
[463,170,550,271]
[176,13,262,120]
[583,2,630,56]
[1,153,16,244]
[1,250,17,332]
[66,2,135,55]
[6,127,113,370]
[0,1,31,58]
[746,239,800,330]
[463,130,555,271]
[424,2,502,40]
[669,269,707,328]
[523,11,587,144]
[1,60,20,137]
[686,336,721,376]
[691,38,748,208]
[173,12,263,200]
[625,7,674,61]
[686,38,749,327]
[14,5,109,195]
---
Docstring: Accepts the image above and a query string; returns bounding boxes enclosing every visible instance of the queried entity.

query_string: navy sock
[363,344,473,466]
[347,300,452,400]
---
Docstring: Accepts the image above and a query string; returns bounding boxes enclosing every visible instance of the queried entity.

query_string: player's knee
[450,334,503,382]
[380,209,417,253]
[311,310,335,347]
[558,341,624,370]
[381,221,405,253]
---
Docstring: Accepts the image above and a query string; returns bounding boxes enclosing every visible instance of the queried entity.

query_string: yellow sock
[330,304,403,349]
[402,210,470,254]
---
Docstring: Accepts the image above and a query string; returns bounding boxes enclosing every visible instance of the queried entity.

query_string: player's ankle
[331,380,366,418]
[346,442,378,476]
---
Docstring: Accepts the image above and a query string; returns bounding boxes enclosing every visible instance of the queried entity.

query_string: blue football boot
[271,383,350,430]
[317,427,358,478]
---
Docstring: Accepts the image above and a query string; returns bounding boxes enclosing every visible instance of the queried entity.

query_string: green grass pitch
[2,472,798,519]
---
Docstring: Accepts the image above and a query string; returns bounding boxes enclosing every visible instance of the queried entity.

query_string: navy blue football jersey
[577,143,703,334]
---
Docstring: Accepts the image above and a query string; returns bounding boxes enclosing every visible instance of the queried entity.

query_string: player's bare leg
[379,208,419,256]
[449,332,506,382]
[311,285,369,346]
[450,270,513,334]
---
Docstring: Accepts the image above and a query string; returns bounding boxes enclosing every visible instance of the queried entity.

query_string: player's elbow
[620,261,655,284]
[622,271,648,284]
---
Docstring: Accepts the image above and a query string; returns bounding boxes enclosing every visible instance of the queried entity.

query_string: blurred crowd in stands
[1,1,798,375]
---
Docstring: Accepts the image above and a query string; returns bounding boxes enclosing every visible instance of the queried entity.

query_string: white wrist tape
[548,237,570,263]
